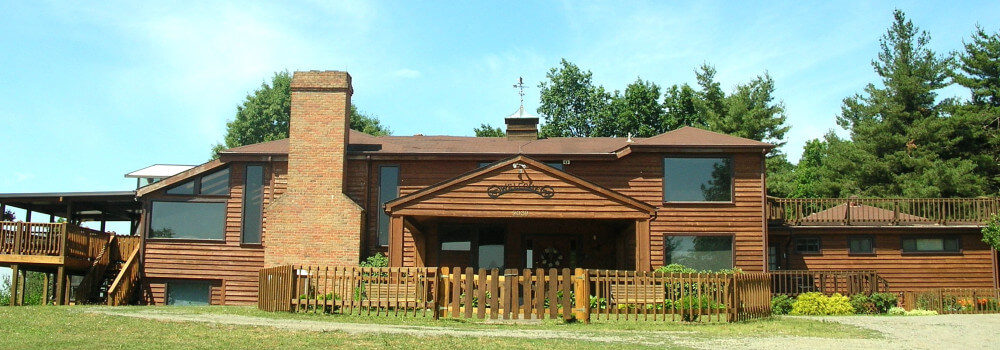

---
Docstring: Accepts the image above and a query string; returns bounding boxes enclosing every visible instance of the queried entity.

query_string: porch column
[9,264,19,306]
[635,219,651,272]
[54,266,65,306]
[388,215,404,267]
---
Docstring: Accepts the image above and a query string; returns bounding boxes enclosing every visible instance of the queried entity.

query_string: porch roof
[0,191,140,222]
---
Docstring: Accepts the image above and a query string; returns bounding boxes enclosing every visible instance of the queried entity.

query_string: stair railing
[74,235,116,303]
[107,242,141,306]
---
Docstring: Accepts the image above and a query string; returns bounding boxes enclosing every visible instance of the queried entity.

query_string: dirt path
[87,308,1000,349]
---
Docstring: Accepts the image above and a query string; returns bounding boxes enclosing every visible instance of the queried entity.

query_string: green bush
[905,309,938,316]
[887,306,906,315]
[655,264,697,274]
[869,293,898,313]
[771,294,794,315]
[849,294,873,314]
[790,292,855,316]
[360,253,389,268]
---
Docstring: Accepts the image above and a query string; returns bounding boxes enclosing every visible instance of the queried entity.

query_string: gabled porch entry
[384,155,656,271]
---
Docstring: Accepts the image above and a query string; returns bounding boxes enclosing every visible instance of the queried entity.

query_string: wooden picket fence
[259,266,773,323]
[770,270,888,297]
[901,288,1000,314]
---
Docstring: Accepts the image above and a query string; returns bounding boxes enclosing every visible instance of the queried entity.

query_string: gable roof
[384,155,656,217]
[800,203,929,224]
[220,126,773,157]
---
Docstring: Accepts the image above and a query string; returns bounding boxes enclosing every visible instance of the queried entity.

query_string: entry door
[524,235,579,269]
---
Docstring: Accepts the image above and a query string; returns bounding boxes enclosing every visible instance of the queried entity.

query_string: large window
[438,224,505,269]
[242,165,264,244]
[663,157,732,202]
[166,168,230,196]
[902,237,960,253]
[663,235,733,271]
[377,166,399,246]
[166,280,211,305]
[149,201,226,240]
[848,236,874,254]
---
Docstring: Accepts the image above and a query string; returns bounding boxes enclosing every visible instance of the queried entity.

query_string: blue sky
[1,0,999,202]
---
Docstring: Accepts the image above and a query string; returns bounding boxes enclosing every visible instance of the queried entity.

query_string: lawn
[0,306,880,349]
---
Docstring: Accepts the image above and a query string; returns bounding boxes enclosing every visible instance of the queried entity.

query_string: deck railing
[260,266,772,323]
[767,197,1000,226]
[770,270,889,297]
[0,221,111,260]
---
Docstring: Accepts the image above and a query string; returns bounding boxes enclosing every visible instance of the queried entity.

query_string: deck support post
[18,269,26,305]
[9,264,19,306]
[41,273,49,305]
[55,266,65,306]
[63,273,71,305]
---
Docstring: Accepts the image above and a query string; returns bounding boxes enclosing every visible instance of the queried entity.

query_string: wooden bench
[609,283,666,304]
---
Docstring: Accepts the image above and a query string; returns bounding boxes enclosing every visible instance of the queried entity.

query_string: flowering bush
[790,292,854,315]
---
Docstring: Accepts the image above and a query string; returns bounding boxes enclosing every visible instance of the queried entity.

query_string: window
[477,227,505,270]
[663,157,732,202]
[377,166,399,246]
[438,224,505,269]
[166,168,230,196]
[242,165,264,244]
[166,280,211,305]
[149,201,226,240]
[902,237,960,253]
[793,237,821,254]
[663,235,733,271]
[848,236,874,254]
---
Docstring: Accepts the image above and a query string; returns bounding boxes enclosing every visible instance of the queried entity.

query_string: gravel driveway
[89,308,1000,349]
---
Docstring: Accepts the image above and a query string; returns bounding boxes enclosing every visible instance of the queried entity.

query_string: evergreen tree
[825,10,985,197]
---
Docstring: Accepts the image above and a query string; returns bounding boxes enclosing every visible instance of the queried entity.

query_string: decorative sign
[487,181,555,199]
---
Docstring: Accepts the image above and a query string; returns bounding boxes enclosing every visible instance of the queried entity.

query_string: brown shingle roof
[220,126,772,156]
[632,126,774,148]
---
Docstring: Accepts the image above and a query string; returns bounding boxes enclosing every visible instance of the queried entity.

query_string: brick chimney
[264,71,363,267]
[505,106,539,140]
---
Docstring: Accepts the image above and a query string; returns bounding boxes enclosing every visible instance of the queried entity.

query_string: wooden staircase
[75,235,142,305]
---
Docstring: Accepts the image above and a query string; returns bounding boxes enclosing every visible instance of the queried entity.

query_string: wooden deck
[2,221,142,306]
[767,197,1000,226]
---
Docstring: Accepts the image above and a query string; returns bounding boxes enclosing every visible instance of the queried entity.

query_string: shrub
[655,264,697,274]
[849,294,873,314]
[360,253,388,268]
[790,292,855,316]
[982,213,1000,250]
[771,295,794,315]
[905,309,938,316]
[869,293,898,313]
[887,306,906,315]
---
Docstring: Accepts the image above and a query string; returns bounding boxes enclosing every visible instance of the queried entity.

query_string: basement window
[166,280,211,306]
[663,157,732,202]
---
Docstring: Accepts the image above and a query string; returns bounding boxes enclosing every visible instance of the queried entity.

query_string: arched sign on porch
[486,162,555,199]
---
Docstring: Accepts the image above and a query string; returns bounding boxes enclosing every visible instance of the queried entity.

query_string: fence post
[13,222,22,255]
[285,265,295,312]
[573,268,590,323]
[431,267,441,320]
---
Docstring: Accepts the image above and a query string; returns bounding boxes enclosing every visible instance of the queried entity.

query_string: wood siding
[141,163,282,305]
[773,228,997,291]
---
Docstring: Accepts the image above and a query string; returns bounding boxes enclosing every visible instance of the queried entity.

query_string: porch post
[9,264,19,306]
[389,215,404,267]
[54,266,65,306]
[635,219,651,272]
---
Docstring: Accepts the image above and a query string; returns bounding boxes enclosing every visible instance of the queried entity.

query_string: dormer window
[662,157,733,202]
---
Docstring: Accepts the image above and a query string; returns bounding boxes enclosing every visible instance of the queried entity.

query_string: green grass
[0,306,880,349]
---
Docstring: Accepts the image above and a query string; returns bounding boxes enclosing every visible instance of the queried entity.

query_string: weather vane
[513,77,526,109]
